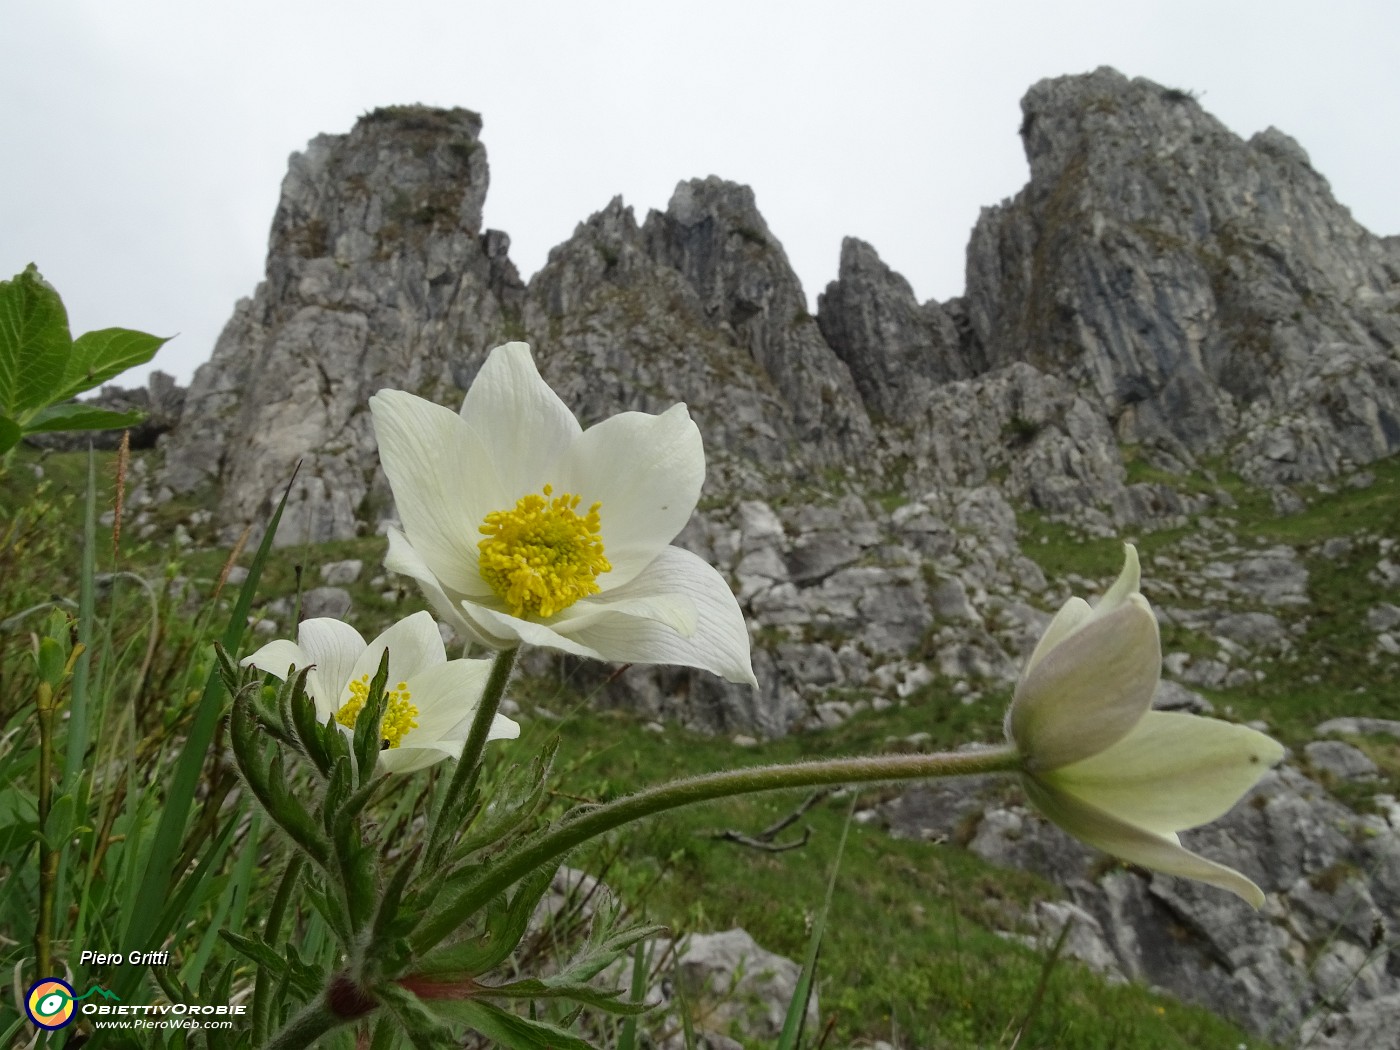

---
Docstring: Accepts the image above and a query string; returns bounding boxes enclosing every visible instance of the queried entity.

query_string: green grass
[505,693,1270,1049]
[10,439,1371,1048]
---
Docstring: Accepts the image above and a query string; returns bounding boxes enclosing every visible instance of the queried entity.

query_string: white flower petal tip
[371,341,754,684]
[241,612,508,774]
[1005,544,1285,903]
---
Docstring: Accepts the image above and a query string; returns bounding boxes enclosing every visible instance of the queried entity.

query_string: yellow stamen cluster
[336,674,419,749]
[478,484,611,619]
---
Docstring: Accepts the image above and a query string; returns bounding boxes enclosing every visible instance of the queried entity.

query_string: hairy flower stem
[412,743,1023,954]
[263,997,342,1050]
[424,646,518,868]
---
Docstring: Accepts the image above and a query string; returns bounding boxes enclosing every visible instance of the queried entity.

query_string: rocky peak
[966,67,1400,481]
[817,236,975,420]
[161,105,524,545]
[521,193,806,491]
[642,178,875,462]
[267,106,489,297]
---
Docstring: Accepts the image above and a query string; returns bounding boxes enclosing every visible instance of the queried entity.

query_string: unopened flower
[243,611,519,774]
[1006,545,1284,906]
[369,342,755,685]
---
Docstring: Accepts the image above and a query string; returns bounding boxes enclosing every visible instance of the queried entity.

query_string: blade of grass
[48,449,99,965]
[179,810,262,989]
[59,446,96,791]
[615,938,651,1050]
[776,793,855,1050]
[1006,915,1073,1049]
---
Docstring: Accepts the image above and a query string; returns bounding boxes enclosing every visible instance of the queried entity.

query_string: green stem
[254,850,307,1045]
[263,998,343,1050]
[424,646,518,868]
[457,646,518,779]
[412,744,1022,954]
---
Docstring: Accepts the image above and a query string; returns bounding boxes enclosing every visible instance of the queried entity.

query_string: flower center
[336,674,419,749]
[477,484,611,619]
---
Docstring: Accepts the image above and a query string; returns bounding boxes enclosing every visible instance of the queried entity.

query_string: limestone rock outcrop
[963,68,1400,483]
[163,106,525,546]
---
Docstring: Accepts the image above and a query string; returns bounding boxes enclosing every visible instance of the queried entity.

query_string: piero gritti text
[80,950,170,966]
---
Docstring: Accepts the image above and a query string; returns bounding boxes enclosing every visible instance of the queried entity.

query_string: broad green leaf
[37,634,67,686]
[0,413,20,453]
[57,327,169,402]
[25,402,145,435]
[0,264,72,414]
[40,792,78,851]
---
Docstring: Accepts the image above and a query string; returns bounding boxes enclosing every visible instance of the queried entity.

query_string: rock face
[963,68,1400,483]
[162,106,526,545]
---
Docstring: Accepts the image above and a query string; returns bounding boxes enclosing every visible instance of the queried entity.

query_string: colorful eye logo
[26,978,76,1029]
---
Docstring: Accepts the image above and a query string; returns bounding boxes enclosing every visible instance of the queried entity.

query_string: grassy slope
[17,444,1399,1047]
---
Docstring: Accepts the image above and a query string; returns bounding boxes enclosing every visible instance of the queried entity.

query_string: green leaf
[377,984,460,1050]
[37,634,67,686]
[0,413,20,453]
[467,976,647,1016]
[414,863,557,977]
[220,930,294,978]
[55,327,169,402]
[24,402,145,435]
[424,1000,599,1050]
[0,264,72,415]
[40,792,79,851]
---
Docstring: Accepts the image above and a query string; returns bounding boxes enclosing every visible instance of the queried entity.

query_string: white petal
[555,570,699,638]
[371,390,501,597]
[560,404,704,587]
[296,618,369,702]
[1007,598,1160,771]
[460,546,753,682]
[1044,711,1285,833]
[460,343,581,492]
[1022,775,1267,907]
[349,611,446,689]
[385,529,514,649]
[559,547,755,684]
[402,659,495,741]
[375,711,518,775]
[456,553,706,656]
[241,638,311,679]
[1020,596,1092,677]
[378,745,456,775]
[1096,544,1143,617]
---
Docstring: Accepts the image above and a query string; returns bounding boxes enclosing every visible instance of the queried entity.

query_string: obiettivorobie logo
[25,978,121,1030]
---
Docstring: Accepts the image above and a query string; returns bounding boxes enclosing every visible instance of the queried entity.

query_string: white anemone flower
[242,611,519,774]
[1006,545,1285,906]
[368,342,756,686]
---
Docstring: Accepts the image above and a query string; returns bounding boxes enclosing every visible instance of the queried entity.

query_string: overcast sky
[5,1,1398,388]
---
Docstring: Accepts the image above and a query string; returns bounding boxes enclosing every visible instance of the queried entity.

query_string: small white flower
[1006,545,1284,906]
[242,611,519,774]
[369,342,755,685]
